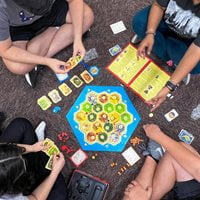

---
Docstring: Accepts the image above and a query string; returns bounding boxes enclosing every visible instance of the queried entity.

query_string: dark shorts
[173,179,200,200]
[10,0,69,42]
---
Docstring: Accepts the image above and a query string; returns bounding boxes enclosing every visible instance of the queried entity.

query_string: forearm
[155,133,200,181]
[28,172,59,200]
[17,144,34,154]
[170,43,200,84]
[68,0,84,41]
[146,2,165,33]
[2,45,49,65]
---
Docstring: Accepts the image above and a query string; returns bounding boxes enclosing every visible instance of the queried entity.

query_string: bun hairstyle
[0,143,32,196]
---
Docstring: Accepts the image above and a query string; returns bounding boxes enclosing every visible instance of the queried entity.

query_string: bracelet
[145,32,156,36]
[165,80,178,92]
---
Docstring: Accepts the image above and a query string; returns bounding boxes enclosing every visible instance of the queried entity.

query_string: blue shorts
[10,0,69,41]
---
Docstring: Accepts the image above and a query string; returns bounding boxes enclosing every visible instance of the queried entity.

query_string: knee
[3,60,33,75]
[10,118,32,127]
[83,3,94,29]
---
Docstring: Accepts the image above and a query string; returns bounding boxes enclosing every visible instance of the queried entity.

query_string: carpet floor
[0,0,200,199]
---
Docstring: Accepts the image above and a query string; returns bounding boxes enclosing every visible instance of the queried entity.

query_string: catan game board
[66,86,140,152]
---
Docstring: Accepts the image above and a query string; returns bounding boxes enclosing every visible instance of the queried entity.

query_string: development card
[70,148,88,167]
[110,21,127,34]
[178,129,194,144]
[58,83,72,96]
[80,70,94,83]
[109,44,122,56]
[45,156,53,170]
[122,146,140,166]
[70,75,83,88]
[83,48,98,63]
[48,89,62,103]
[37,96,52,110]
[164,109,179,122]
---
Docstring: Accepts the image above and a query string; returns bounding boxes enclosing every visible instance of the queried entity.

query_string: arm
[137,2,165,57]
[28,153,65,200]
[17,141,45,154]
[170,43,200,84]
[0,39,68,74]
[67,0,85,57]
[149,43,200,111]
[144,124,200,181]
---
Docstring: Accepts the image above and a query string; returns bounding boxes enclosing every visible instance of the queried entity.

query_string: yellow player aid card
[37,96,52,111]
[58,83,72,96]
[80,70,94,84]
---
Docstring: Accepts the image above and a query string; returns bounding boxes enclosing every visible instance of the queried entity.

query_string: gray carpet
[1,0,200,199]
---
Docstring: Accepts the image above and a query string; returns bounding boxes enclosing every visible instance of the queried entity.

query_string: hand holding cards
[42,138,60,170]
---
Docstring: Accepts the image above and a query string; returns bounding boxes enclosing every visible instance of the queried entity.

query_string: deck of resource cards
[43,138,60,170]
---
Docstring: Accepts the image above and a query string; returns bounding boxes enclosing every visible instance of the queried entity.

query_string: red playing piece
[61,145,73,154]
[58,132,69,143]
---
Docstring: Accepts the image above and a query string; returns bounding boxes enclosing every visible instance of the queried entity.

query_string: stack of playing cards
[42,138,60,170]
[70,75,83,88]
[109,44,122,56]
[178,129,194,144]
[37,96,52,110]
[83,48,98,63]
[164,109,179,122]
[58,83,72,96]
[80,70,94,83]
[48,89,62,103]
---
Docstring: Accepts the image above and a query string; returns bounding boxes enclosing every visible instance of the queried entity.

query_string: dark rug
[1,0,200,200]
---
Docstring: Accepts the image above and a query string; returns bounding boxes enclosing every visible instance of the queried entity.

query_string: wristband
[165,80,178,92]
[145,31,156,36]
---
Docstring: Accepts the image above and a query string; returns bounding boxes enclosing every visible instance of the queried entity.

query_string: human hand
[147,87,170,112]
[73,39,86,58]
[143,124,163,141]
[46,58,69,74]
[51,152,65,175]
[137,35,154,59]
[124,181,152,200]
[31,141,46,152]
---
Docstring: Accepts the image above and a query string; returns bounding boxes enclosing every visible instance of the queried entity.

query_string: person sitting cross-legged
[123,124,200,200]
[0,117,68,200]
[0,0,94,87]
[132,0,200,111]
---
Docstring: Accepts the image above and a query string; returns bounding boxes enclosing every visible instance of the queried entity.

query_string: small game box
[106,43,170,101]
[67,170,109,200]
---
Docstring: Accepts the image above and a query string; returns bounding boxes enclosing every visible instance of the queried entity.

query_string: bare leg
[3,3,93,75]
[151,143,199,200]
[46,3,94,57]
[3,27,58,74]
[123,156,157,200]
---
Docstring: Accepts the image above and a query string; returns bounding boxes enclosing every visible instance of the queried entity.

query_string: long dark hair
[0,143,33,196]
